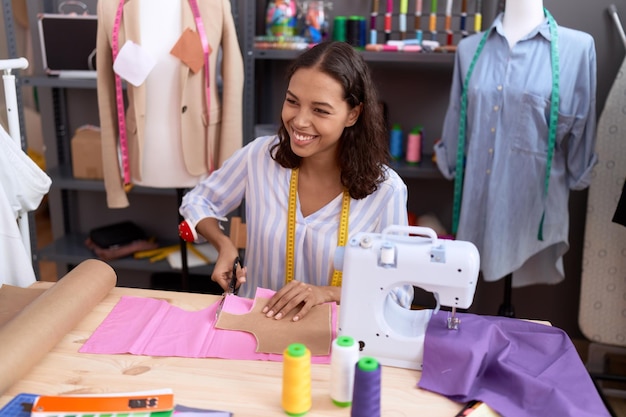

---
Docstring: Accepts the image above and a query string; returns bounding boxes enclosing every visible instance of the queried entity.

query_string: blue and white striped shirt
[180,135,412,305]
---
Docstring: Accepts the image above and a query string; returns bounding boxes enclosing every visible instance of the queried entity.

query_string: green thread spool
[333,16,347,42]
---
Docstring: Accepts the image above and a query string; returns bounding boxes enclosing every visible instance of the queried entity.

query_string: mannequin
[501,0,544,47]
[135,0,197,188]
[96,0,244,209]
[435,1,597,313]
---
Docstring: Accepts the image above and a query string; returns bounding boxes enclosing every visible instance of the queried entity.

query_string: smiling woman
[180,41,413,322]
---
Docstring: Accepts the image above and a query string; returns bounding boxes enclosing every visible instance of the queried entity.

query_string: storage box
[71,126,103,179]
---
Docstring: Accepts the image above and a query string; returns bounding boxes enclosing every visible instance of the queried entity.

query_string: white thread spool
[380,242,395,266]
[330,335,360,407]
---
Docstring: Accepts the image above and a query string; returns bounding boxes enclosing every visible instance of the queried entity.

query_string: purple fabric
[418,311,610,417]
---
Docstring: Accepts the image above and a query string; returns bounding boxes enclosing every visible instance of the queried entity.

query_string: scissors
[215,256,241,319]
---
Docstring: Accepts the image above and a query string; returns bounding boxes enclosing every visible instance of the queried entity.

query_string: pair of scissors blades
[215,256,240,319]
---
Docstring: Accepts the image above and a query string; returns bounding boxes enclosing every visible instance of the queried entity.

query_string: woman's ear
[345,103,363,127]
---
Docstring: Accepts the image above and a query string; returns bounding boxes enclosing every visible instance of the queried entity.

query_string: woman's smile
[291,127,318,144]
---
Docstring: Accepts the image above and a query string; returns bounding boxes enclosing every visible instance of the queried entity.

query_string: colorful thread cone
[351,356,381,417]
[282,343,311,416]
[330,335,360,407]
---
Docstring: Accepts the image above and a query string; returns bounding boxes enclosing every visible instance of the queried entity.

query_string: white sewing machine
[334,225,480,370]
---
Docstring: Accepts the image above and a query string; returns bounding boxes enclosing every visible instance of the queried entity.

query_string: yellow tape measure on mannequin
[286,169,350,287]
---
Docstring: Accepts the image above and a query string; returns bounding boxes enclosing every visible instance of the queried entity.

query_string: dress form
[501,0,544,47]
[499,0,544,317]
[498,0,544,317]
[139,0,205,291]
[135,0,204,188]
[96,0,244,209]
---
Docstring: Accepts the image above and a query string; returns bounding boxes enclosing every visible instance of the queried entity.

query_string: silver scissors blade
[215,256,241,320]
[215,296,226,319]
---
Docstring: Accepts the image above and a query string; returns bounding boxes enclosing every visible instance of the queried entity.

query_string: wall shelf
[47,166,178,195]
[21,75,97,89]
[253,48,456,65]
[37,234,212,275]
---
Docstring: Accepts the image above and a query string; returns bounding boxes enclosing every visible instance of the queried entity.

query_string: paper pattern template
[215,294,332,355]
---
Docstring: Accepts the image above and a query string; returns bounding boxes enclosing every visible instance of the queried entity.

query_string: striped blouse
[180,135,413,306]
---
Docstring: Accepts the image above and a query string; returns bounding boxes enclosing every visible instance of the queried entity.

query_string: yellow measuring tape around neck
[286,169,350,287]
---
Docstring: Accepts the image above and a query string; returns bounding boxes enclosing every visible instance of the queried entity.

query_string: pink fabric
[79,288,336,364]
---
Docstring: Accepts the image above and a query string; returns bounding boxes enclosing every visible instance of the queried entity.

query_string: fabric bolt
[79,287,336,364]
[418,311,610,417]
[434,13,597,287]
[180,135,413,306]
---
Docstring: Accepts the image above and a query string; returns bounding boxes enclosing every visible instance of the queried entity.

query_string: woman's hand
[212,251,247,292]
[194,217,247,293]
[262,281,340,322]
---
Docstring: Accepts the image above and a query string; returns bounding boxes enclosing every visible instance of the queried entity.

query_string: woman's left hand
[262,281,339,322]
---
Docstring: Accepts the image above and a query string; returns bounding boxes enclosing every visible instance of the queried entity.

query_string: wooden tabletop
[0,282,464,416]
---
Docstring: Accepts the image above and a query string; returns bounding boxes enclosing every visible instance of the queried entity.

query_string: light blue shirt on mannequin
[434,13,597,287]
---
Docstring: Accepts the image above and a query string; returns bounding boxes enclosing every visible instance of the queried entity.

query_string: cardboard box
[71,126,103,179]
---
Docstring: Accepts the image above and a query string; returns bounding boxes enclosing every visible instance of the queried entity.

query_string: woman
[180,41,412,321]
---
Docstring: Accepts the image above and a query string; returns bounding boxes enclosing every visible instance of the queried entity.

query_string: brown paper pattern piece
[215,296,332,356]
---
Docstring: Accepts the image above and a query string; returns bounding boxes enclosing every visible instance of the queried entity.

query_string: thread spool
[358,17,367,47]
[333,16,347,41]
[389,123,403,160]
[351,357,382,417]
[330,335,360,407]
[406,125,422,165]
[379,242,395,266]
[346,16,362,47]
[282,343,312,416]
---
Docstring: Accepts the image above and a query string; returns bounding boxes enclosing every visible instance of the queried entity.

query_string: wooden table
[0,282,464,416]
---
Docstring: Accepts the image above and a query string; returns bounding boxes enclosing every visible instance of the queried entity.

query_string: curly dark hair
[270,41,390,200]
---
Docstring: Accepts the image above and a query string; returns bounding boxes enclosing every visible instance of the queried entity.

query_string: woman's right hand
[195,217,247,293]
[212,247,247,292]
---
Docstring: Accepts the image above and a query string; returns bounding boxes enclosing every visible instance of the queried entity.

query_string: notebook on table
[37,13,98,78]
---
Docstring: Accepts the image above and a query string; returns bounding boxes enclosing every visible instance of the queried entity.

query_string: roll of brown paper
[0,259,116,394]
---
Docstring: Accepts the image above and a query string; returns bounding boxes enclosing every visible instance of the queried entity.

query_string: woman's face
[281,66,360,161]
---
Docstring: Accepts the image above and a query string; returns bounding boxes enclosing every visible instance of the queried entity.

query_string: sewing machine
[334,225,480,370]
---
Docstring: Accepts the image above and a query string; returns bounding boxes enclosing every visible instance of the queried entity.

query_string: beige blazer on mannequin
[96,0,244,208]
